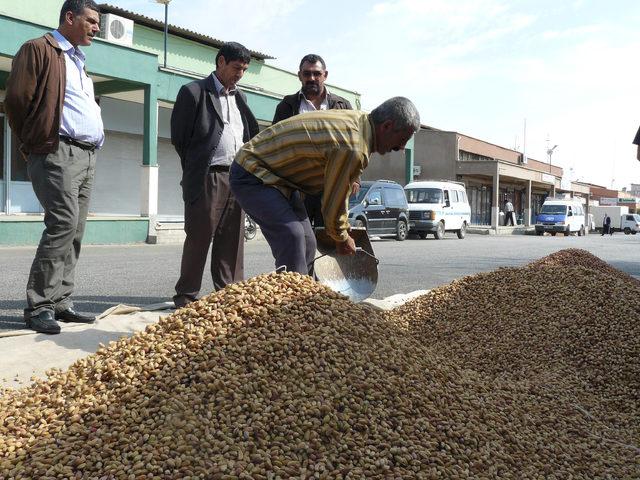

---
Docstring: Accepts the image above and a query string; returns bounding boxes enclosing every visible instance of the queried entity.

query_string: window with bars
[458,150,493,162]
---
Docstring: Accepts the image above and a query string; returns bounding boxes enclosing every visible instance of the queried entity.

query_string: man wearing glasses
[272,54,353,231]
[272,54,352,123]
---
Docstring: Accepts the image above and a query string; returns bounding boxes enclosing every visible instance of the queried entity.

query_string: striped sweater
[234,110,375,242]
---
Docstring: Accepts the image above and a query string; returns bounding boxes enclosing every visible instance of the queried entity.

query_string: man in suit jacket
[272,54,353,229]
[171,41,259,308]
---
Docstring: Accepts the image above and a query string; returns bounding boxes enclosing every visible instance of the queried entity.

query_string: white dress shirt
[52,30,104,147]
[298,89,330,113]
[210,73,245,167]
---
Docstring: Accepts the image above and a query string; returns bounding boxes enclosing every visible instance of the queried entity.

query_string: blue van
[535,199,586,236]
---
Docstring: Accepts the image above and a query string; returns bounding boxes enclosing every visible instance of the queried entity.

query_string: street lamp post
[155,0,171,68]
[547,144,558,173]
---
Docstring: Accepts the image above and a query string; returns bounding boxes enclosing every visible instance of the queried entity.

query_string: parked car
[535,199,586,236]
[348,180,409,241]
[404,180,471,239]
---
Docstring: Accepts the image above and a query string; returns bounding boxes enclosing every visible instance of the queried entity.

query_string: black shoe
[173,295,196,309]
[25,310,61,334]
[55,308,96,324]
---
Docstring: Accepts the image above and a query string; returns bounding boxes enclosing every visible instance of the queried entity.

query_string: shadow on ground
[0,295,171,331]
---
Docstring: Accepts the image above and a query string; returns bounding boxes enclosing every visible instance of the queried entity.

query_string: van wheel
[632,231,637,235]
[536,230,544,236]
[396,220,408,241]
[624,227,631,235]
[418,232,427,239]
[456,222,467,239]
[550,232,556,236]
[434,221,445,240]
[355,219,366,229]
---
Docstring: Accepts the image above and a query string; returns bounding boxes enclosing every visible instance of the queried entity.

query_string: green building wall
[0,0,360,108]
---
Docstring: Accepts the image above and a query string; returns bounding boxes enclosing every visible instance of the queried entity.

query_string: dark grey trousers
[230,162,316,274]
[25,143,96,317]
[174,169,245,307]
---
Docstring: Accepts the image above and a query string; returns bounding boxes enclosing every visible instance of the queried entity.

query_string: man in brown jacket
[4,0,103,334]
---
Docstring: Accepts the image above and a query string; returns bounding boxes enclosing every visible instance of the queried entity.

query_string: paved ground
[2,231,639,331]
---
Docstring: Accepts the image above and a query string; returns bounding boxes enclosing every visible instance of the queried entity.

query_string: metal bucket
[311,228,378,302]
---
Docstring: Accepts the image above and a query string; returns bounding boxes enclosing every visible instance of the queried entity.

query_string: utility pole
[156,0,172,68]
[546,135,558,174]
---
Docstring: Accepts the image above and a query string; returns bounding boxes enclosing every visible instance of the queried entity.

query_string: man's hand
[351,181,360,196]
[336,235,356,256]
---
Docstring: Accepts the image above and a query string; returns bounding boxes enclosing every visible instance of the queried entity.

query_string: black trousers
[174,167,244,307]
[505,211,515,226]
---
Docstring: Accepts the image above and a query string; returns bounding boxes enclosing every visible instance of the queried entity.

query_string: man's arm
[170,85,197,169]
[272,100,293,125]
[321,149,366,243]
[4,42,41,140]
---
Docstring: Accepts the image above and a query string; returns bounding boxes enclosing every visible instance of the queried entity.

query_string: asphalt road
[1,232,639,331]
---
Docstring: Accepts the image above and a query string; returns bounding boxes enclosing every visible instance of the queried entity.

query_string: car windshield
[349,185,371,206]
[540,205,567,215]
[405,188,443,204]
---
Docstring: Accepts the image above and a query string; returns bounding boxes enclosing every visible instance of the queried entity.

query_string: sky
[115,0,640,190]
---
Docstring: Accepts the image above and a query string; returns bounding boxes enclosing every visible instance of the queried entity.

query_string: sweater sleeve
[321,149,366,242]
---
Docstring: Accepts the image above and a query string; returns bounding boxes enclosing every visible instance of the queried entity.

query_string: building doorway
[467,184,492,225]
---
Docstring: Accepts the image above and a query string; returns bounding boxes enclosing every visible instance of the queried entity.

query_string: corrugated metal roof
[97,4,274,60]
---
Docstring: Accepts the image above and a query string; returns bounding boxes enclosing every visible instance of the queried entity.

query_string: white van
[535,199,586,236]
[404,180,471,239]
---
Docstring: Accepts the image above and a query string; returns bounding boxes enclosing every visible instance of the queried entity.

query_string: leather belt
[60,135,97,152]
[209,165,230,173]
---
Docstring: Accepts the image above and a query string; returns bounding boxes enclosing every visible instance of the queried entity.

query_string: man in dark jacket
[272,54,352,123]
[5,0,104,334]
[170,41,259,308]
[272,54,353,228]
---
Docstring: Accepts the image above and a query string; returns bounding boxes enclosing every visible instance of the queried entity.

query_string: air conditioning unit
[99,14,134,46]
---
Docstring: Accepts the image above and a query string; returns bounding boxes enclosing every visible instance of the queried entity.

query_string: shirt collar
[299,88,328,104]
[212,72,237,96]
[52,30,86,61]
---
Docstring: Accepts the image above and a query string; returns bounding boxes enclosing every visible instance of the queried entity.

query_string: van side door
[443,189,452,229]
[364,188,385,234]
[383,186,406,232]
[450,190,462,229]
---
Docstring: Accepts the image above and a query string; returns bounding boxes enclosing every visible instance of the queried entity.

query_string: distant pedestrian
[4,0,104,334]
[634,125,640,161]
[602,214,611,236]
[504,199,515,226]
